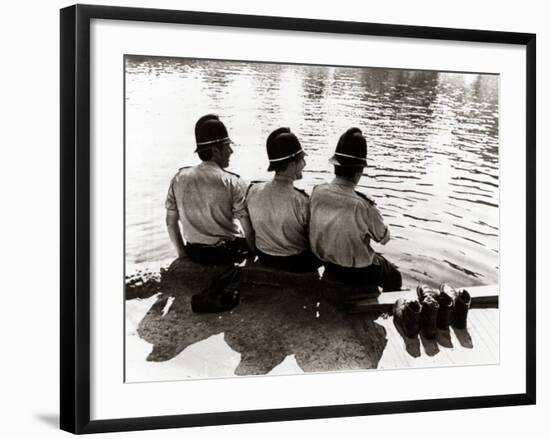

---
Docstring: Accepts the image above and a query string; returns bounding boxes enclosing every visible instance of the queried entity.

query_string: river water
[125,56,499,289]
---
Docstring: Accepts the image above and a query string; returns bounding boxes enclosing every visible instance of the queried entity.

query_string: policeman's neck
[275,168,300,182]
[334,170,363,186]
[204,158,228,169]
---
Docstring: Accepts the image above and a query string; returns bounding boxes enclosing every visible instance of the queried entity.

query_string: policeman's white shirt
[309,177,390,268]
[165,161,248,245]
[246,175,310,257]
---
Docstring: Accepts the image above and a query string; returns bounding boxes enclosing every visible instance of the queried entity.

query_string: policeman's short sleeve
[231,176,249,219]
[357,200,390,244]
[165,176,177,211]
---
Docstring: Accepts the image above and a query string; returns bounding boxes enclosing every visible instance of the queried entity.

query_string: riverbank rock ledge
[125,255,381,308]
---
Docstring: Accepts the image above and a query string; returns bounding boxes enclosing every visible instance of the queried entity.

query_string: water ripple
[125,56,499,287]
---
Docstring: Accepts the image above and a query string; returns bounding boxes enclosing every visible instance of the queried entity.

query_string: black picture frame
[60,4,536,434]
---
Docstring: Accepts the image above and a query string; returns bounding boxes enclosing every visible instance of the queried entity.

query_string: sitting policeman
[246,128,321,272]
[309,127,402,291]
[165,114,255,312]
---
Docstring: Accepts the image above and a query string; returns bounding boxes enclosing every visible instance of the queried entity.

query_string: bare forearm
[167,224,185,257]
[379,226,391,245]
[165,211,186,258]
[239,216,256,255]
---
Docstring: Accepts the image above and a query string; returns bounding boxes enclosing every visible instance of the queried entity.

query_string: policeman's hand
[177,250,186,259]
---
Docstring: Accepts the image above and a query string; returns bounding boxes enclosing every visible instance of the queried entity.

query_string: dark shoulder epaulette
[246,181,264,197]
[178,166,191,171]
[223,169,241,178]
[293,187,309,198]
[355,190,376,206]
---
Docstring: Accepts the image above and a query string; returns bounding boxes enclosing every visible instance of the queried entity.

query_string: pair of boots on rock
[393,284,472,339]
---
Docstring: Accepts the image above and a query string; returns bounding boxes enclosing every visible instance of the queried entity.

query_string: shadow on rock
[220,287,387,375]
[393,319,421,358]
[419,334,440,357]
[436,329,453,348]
[137,292,232,362]
[134,264,389,375]
[451,326,473,348]
[347,314,388,369]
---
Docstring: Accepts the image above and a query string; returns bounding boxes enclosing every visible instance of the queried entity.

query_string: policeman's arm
[376,225,391,245]
[370,207,391,245]
[359,203,390,245]
[232,178,256,254]
[165,209,185,258]
[239,215,257,255]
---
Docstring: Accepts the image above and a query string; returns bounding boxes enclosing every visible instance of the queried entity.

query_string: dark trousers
[324,253,402,292]
[184,238,251,297]
[184,238,250,266]
[256,248,322,273]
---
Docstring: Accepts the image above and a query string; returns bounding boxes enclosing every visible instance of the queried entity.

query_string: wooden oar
[346,284,499,314]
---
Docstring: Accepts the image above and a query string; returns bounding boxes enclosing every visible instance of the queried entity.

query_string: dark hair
[198,143,228,161]
[198,148,213,161]
[271,152,304,173]
[334,165,363,180]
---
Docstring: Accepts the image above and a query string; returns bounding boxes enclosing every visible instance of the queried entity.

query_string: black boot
[437,284,454,330]
[452,289,471,329]
[393,298,422,338]
[420,295,440,339]
[417,284,439,303]
[417,285,443,338]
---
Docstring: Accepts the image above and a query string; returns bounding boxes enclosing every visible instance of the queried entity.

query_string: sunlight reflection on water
[125,56,499,288]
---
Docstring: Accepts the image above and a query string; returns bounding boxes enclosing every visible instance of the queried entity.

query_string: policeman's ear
[210,145,222,157]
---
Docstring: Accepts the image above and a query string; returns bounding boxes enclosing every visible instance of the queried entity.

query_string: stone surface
[126,259,499,380]
[136,277,388,375]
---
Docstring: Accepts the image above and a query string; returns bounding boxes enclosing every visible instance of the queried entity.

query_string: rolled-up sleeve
[231,177,249,219]
[358,202,390,245]
[165,177,177,211]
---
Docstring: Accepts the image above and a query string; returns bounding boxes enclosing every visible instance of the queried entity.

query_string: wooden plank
[479,306,500,332]
[376,309,500,370]
[463,311,499,363]
[347,284,499,314]
[468,310,500,357]
[153,257,382,303]
[470,308,498,346]
[380,318,413,368]
[127,258,497,316]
